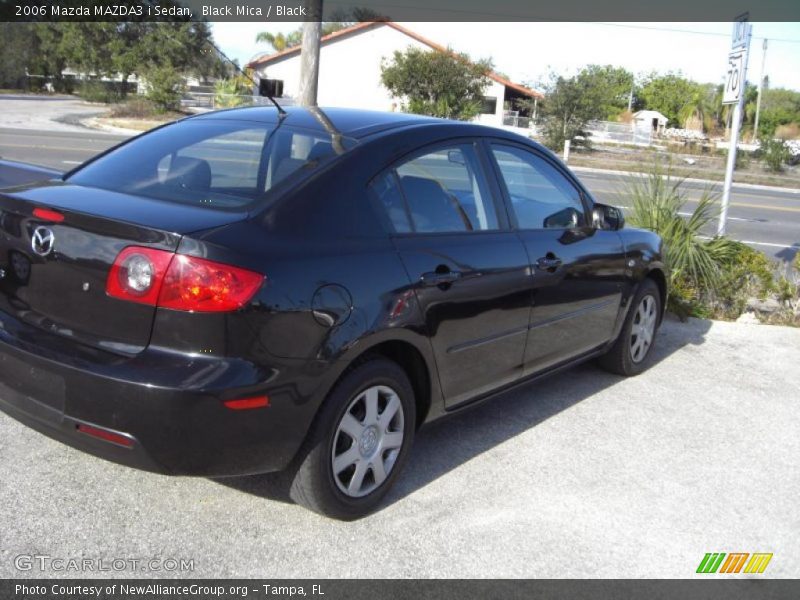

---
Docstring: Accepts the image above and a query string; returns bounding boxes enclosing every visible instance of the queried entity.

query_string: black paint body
[0,108,666,476]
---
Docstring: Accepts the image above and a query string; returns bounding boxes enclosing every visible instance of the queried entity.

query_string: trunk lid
[0,182,247,354]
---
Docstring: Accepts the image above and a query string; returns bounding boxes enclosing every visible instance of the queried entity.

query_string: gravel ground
[1,316,799,579]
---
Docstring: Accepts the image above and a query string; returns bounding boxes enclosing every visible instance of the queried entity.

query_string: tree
[536,68,609,151]
[380,47,492,120]
[145,65,185,112]
[532,65,635,151]
[3,23,225,97]
[638,72,698,126]
[578,65,634,120]
[756,87,800,137]
[677,82,718,132]
[0,23,39,89]
[28,24,69,91]
[255,22,351,52]
[255,31,302,52]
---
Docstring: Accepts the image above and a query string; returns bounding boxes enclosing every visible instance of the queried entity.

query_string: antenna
[258,79,288,118]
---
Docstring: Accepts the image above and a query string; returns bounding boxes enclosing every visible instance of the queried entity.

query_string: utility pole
[627,80,634,112]
[298,0,322,107]
[752,38,768,142]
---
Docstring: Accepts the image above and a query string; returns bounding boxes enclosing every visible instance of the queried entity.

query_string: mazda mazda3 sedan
[0,107,666,519]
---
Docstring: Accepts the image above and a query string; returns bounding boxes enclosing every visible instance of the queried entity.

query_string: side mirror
[592,203,625,231]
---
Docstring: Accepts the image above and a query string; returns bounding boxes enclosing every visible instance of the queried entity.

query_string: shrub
[761,139,790,172]
[78,80,125,104]
[626,161,738,289]
[108,97,160,119]
[213,77,252,109]
[708,241,776,319]
[144,66,185,113]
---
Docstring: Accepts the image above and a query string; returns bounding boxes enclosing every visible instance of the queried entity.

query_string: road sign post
[718,16,752,236]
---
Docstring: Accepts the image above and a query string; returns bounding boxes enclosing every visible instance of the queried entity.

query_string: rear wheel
[598,278,661,376]
[289,358,415,519]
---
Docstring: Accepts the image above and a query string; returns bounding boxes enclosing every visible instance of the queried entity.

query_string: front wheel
[598,278,661,376]
[289,358,415,520]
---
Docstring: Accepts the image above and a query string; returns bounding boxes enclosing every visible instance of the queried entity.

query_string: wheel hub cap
[630,294,657,363]
[359,426,379,456]
[331,384,405,498]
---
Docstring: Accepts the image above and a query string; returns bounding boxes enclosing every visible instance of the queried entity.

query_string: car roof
[191,106,479,139]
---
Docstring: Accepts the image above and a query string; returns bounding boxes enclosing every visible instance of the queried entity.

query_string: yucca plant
[623,160,740,306]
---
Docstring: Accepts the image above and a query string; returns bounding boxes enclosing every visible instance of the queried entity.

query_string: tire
[289,358,416,520]
[597,278,661,377]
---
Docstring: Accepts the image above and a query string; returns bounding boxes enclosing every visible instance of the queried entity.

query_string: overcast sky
[212,21,800,92]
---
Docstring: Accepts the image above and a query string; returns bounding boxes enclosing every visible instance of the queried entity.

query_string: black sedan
[0,107,666,519]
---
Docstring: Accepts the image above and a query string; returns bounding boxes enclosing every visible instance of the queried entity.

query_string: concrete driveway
[0,95,108,133]
[0,316,798,578]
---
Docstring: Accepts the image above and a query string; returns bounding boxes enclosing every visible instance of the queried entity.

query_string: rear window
[67,120,356,210]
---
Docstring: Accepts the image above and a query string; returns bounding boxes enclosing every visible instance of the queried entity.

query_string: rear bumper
[0,316,326,477]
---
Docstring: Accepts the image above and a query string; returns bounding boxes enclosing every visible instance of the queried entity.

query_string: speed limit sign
[723,50,745,104]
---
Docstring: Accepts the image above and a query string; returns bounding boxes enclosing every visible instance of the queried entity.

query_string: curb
[570,165,800,195]
[80,117,144,137]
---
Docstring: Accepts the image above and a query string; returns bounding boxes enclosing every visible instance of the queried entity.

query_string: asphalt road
[1,316,799,578]
[576,169,800,263]
[0,126,798,261]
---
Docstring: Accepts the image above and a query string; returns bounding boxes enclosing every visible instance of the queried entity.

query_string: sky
[212,21,800,91]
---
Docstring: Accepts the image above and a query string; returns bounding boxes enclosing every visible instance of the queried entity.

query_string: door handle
[536,255,563,271]
[420,268,462,287]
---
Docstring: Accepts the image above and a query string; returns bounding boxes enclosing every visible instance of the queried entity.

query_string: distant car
[0,107,666,519]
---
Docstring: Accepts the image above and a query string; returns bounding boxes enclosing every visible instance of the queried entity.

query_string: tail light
[106,246,264,312]
[107,247,173,306]
[33,207,66,222]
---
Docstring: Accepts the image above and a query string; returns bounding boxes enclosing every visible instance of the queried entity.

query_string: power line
[591,22,800,44]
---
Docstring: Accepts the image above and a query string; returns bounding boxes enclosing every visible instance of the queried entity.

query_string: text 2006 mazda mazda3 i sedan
[0,106,665,519]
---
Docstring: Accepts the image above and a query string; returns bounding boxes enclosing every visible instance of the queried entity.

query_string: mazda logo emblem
[31,226,55,257]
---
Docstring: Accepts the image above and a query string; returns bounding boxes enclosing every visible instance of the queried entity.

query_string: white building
[246,21,542,131]
[633,110,669,134]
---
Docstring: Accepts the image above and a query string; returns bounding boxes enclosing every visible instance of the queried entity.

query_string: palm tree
[678,84,716,132]
[254,31,302,52]
[256,22,352,52]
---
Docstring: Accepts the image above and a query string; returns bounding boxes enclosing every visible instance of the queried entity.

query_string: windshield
[67,119,356,210]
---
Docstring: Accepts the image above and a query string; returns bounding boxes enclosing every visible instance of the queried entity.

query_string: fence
[585,120,652,146]
[503,113,532,129]
[181,92,294,111]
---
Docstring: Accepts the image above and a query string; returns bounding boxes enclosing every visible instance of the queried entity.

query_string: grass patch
[108,97,184,120]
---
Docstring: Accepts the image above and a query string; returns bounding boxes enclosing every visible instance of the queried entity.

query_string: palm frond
[624,159,727,292]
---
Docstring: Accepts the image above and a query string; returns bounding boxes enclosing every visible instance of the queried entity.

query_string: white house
[633,110,669,134]
[246,21,542,131]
